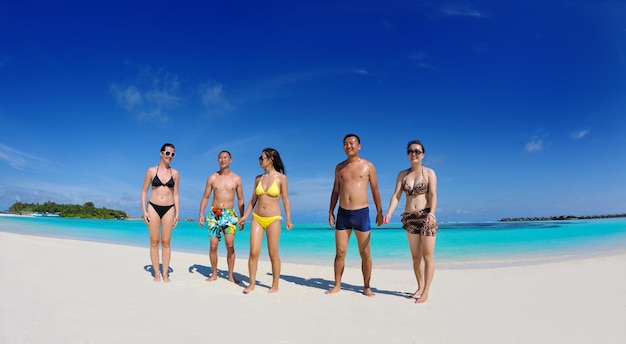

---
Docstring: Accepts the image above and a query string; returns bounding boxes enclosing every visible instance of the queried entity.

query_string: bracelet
[427,213,436,219]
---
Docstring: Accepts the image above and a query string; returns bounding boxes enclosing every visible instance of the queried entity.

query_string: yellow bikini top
[255,176,280,197]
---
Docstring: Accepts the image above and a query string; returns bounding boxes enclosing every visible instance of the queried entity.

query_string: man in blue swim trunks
[327,134,383,297]
[198,151,245,284]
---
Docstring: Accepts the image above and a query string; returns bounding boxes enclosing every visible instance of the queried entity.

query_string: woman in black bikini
[383,140,438,304]
[141,143,180,282]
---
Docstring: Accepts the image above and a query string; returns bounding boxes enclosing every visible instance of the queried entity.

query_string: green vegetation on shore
[499,213,626,222]
[8,201,129,219]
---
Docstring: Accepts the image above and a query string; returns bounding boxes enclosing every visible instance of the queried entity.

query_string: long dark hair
[263,147,286,174]
[406,140,425,154]
[160,143,175,152]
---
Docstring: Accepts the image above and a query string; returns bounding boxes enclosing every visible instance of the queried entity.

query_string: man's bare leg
[224,233,238,284]
[326,229,351,294]
[356,230,375,297]
[206,237,219,281]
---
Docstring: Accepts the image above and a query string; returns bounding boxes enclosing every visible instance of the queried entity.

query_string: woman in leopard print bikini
[383,139,438,304]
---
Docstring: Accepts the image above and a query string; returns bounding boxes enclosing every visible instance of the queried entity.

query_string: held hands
[383,213,392,225]
[237,216,247,231]
[375,211,384,226]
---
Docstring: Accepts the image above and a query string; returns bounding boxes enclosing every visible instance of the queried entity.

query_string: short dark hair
[344,133,360,143]
[218,150,232,158]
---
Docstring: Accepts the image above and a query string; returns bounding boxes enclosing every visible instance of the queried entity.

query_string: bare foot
[363,288,376,297]
[415,292,428,304]
[243,285,255,294]
[325,286,341,295]
[205,275,218,282]
[410,289,423,299]
[152,277,161,283]
[163,276,171,283]
[227,276,240,285]
[268,287,279,293]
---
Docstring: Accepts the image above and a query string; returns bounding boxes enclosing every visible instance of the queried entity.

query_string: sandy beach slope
[1,231,625,344]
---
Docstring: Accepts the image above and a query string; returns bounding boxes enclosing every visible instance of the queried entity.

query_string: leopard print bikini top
[402,168,428,196]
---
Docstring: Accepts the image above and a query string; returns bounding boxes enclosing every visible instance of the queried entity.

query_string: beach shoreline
[1,231,625,343]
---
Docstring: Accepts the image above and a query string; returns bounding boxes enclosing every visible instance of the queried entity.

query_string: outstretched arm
[368,162,384,226]
[236,176,245,230]
[198,176,213,227]
[384,171,405,224]
[238,175,260,230]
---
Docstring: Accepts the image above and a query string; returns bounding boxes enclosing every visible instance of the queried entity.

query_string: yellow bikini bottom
[253,212,282,229]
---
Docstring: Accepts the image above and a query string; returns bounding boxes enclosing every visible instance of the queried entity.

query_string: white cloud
[410,52,435,69]
[440,4,485,18]
[570,129,590,140]
[110,66,181,123]
[525,139,543,152]
[0,143,57,171]
[199,82,233,115]
[111,84,142,111]
[410,52,430,61]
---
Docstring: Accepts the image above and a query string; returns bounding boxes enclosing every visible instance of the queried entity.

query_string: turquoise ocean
[1,216,626,269]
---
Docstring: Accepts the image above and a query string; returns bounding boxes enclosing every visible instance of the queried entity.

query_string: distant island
[499,213,626,222]
[7,201,129,220]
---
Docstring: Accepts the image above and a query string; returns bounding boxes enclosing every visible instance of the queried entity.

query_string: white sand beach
[1,231,625,344]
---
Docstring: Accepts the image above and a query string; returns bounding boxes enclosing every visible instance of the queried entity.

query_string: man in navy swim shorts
[327,134,383,297]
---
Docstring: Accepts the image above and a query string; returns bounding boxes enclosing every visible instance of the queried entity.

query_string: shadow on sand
[143,264,174,277]
[145,263,408,297]
[187,264,251,287]
[279,273,409,297]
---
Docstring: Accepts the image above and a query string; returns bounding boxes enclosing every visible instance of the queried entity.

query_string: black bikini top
[152,166,175,188]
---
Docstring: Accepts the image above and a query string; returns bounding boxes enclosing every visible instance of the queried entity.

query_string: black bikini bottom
[149,202,174,219]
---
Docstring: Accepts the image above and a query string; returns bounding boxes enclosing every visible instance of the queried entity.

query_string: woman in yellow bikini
[238,148,293,293]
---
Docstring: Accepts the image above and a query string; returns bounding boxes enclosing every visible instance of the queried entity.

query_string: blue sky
[1,1,625,222]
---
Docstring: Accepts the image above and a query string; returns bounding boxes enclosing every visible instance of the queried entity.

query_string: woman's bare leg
[159,208,175,282]
[407,232,424,298]
[244,220,264,294]
[266,220,282,293]
[147,205,162,282]
[416,235,436,304]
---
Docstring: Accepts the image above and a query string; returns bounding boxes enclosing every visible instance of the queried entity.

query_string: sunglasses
[162,151,176,157]
[258,156,268,161]
[407,149,423,155]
